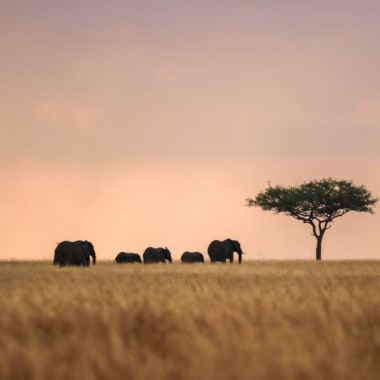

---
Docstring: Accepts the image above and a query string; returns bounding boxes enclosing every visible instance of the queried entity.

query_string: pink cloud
[352,95,380,124]
[35,101,97,131]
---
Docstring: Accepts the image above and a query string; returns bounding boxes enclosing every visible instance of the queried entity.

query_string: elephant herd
[53,239,244,267]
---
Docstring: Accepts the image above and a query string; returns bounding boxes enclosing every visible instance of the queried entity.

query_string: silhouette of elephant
[143,247,172,264]
[53,240,96,267]
[181,251,204,263]
[207,239,244,264]
[115,252,142,264]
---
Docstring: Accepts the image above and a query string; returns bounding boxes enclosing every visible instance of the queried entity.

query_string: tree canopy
[246,178,377,260]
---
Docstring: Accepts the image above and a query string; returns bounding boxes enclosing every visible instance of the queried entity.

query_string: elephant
[115,252,142,264]
[143,247,172,264]
[207,239,244,264]
[53,240,96,267]
[181,251,204,263]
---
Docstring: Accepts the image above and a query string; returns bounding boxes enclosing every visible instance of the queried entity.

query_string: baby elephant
[143,247,172,264]
[181,251,204,263]
[115,252,142,264]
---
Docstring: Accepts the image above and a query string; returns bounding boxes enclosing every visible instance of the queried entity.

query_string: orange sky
[1,1,379,261]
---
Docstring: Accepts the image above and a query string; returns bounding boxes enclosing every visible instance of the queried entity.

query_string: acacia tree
[246,178,377,260]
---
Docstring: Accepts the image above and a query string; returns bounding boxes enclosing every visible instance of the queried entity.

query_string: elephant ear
[232,240,242,253]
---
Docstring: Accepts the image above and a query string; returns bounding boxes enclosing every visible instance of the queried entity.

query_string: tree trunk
[316,236,323,261]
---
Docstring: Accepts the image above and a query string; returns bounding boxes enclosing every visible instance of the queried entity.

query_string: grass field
[0,260,379,380]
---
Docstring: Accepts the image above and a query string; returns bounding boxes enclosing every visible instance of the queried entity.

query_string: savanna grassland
[0,261,379,380]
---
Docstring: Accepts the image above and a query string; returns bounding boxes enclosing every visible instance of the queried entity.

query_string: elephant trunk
[238,253,242,264]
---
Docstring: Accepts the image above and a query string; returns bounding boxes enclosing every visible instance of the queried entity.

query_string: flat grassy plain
[0,260,379,380]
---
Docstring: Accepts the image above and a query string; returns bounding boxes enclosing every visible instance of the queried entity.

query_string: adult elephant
[53,240,96,267]
[207,239,244,264]
[181,251,204,263]
[143,247,172,264]
[115,252,142,264]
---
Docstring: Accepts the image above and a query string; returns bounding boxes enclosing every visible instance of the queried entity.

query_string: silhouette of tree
[246,178,377,260]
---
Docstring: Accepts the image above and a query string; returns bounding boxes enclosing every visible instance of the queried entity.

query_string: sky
[1,0,379,261]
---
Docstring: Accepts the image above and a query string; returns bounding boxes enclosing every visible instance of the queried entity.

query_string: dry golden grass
[0,260,379,380]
